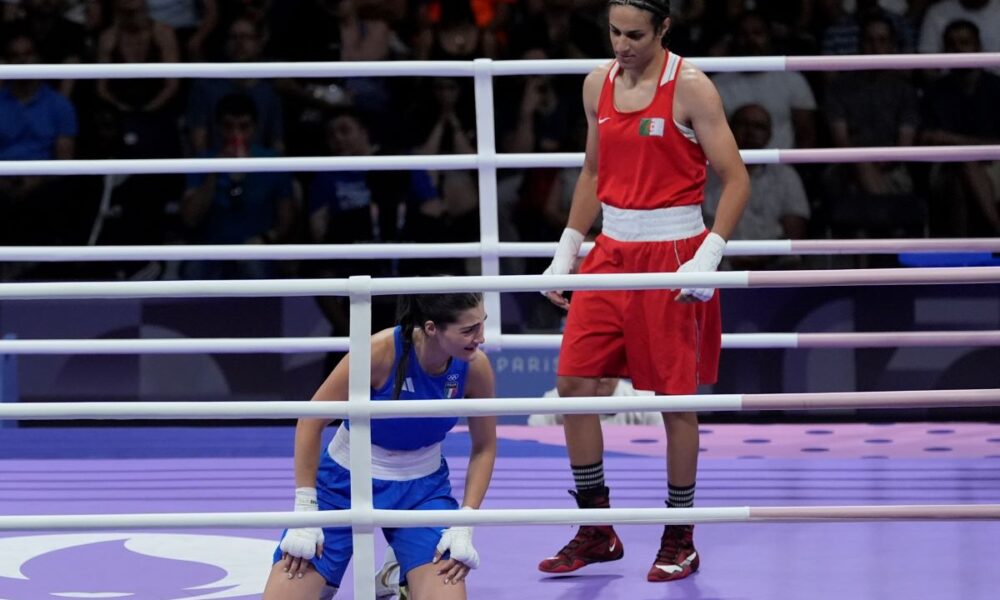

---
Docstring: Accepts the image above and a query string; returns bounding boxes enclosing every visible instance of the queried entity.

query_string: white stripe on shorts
[328,426,442,481]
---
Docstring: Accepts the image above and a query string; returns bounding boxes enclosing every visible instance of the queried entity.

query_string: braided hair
[608,0,672,48]
[392,292,484,400]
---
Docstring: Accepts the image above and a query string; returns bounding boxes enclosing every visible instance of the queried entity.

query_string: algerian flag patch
[639,118,665,137]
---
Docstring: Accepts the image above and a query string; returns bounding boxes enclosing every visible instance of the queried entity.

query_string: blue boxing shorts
[273,448,459,588]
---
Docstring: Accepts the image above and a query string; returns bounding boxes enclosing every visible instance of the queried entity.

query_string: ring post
[347,275,376,600]
[473,58,503,348]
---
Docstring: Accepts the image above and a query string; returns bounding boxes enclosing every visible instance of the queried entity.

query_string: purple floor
[2,425,1000,599]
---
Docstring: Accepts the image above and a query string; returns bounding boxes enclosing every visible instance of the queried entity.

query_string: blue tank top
[344,326,469,451]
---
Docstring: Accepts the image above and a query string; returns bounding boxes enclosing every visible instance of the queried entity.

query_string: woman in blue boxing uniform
[263,292,497,600]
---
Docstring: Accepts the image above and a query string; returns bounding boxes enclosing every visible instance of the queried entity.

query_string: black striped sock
[667,482,695,509]
[571,461,606,493]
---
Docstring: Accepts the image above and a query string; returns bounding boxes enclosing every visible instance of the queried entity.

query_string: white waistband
[327,426,442,481]
[601,204,705,242]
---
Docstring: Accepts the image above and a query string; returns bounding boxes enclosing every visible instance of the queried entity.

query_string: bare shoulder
[465,350,496,398]
[676,61,717,99]
[370,327,398,386]
[582,60,614,107]
[469,350,494,374]
[586,61,615,87]
[469,350,493,377]
[675,61,724,119]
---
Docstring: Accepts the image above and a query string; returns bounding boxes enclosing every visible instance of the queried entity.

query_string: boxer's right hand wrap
[279,487,324,559]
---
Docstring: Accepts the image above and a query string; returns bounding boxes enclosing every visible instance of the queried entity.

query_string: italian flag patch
[639,117,665,137]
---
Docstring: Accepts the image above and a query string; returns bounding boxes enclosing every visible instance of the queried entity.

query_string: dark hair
[327,106,370,132]
[391,292,484,399]
[607,0,671,48]
[228,16,261,38]
[943,19,980,44]
[3,26,37,55]
[608,0,669,19]
[735,9,769,32]
[859,13,898,44]
[215,92,258,123]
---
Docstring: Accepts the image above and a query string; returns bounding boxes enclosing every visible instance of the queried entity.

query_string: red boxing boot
[646,524,699,582]
[538,487,624,574]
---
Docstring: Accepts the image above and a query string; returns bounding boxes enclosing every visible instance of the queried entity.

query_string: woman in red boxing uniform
[538,0,749,583]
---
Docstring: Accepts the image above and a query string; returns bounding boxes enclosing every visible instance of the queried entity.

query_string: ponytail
[392,296,416,400]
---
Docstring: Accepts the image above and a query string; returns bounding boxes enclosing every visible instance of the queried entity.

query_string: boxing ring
[1,52,1000,599]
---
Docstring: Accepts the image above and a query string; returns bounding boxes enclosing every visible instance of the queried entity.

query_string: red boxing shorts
[557,230,721,394]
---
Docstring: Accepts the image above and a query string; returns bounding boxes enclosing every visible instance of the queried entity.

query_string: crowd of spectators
[0,0,997,328]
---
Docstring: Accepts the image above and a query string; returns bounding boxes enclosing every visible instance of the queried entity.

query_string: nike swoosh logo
[608,537,617,552]
[598,117,611,124]
[655,550,697,573]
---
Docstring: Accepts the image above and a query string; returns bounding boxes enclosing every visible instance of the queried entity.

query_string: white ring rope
[495,146,1000,169]
[2,505,998,533]
[509,238,1000,258]
[510,331,1000,350]
[0,53,997,80]
[0,243,487,261]
[0,155,478,176]
[0,268,996,300]
[0,146,998,176]
[2,389,997,420]
[1,331,999,354]
[2,238,999,262]
[0,278,352,300]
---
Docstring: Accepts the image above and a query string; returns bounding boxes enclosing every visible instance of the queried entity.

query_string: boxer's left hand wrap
[676,232,726,302]
[435,507,479,569]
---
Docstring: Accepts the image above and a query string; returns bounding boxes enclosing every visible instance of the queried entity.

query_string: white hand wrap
[279,487,324,560]
[676,232,726,302]
[541,228,584,295]
[436,508,479,569]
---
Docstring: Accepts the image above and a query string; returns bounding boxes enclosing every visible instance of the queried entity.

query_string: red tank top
[596,52,707,210]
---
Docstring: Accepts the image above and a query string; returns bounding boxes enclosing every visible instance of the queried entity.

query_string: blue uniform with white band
[273,326,470,587]
[345,325,467,450]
